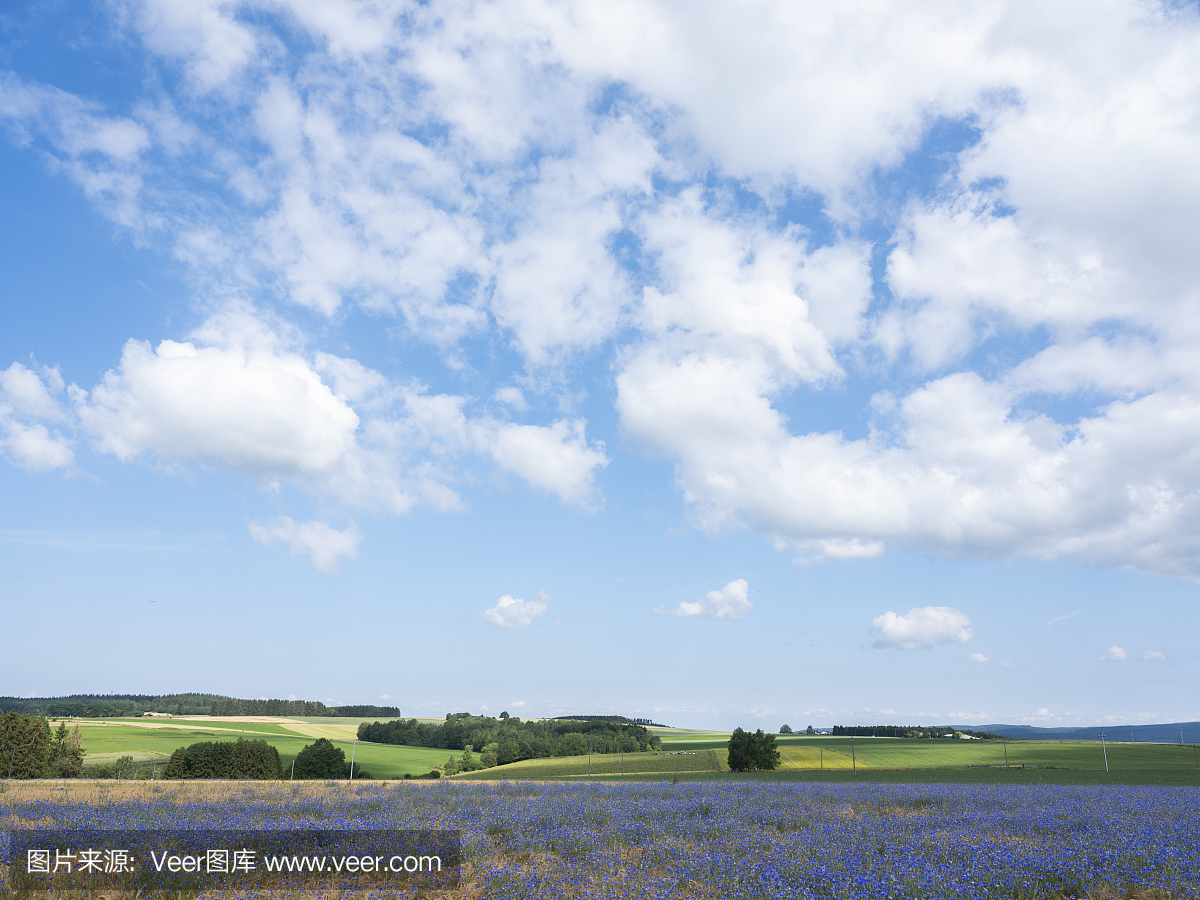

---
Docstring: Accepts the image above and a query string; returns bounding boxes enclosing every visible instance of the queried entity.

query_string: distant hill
[953,722,1200,743]
[0,694,400,719]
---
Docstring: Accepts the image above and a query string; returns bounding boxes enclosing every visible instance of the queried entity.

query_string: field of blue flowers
[3,779,1197,899]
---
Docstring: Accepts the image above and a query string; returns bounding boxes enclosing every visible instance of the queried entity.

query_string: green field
[59,718,1200,784]
[454,749,723,779]
[65,718,446,779]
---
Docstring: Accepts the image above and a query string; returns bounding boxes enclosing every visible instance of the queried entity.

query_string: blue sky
[2,0,1199,730]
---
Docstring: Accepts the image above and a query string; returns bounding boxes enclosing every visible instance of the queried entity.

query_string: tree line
[0,694,401,720]
[358,714,661,768]
[550,715,666,727]
[209,699,400,718]
[831,725,1004,739]
[0,694,227,719]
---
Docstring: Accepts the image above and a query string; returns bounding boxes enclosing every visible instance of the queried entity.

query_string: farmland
[60,716,447,779]
[2,778,1198,898]
[53,716,1200,785]
[454,749,723,779]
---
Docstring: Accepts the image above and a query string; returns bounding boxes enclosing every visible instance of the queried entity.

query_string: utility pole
[291,759,295,780]
[588,735,591,777]
[1101,732,1109,773]
[1003,742,1009,769]
[349,741,356,781]
[851,736,856,776]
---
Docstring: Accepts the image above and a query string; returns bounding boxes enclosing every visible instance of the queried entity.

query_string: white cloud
[493,386,527,411]
[248,516,361,574]
[482,593,549,628]
[57,309,607,515]
[871,606,973,651]
[1098,645,1128,662]
[0,363,73,472]
[508,700,526,708]
[6,0,1200,580]
[78,335,361,477]
[1143,649,1166,662]
[379,694,392,700]
[654,579,752,619]
[486,420,608,508]
[968,653,990,663]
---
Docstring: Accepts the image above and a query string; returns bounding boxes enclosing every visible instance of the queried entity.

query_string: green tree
[552,733,587,757]
[291,738,347,779]
[806,725,815,735]
[164,739,281,779]
[459,745,481,772]
[480,742,499,768]
[751,730,780,770]
[779,724,793,734]
[0,712,49,779]
[726,727,752,772]
[45,722,85,778]
[727,728,780,772]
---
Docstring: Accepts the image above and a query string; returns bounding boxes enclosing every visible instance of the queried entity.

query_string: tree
[727,727,752,772]
[727,728,780,772]
[779,724,793,734]
[459,745,483,772]
[0,712,49,779]
[751,730,780,770]
[113,755,136,779]
[292,738,347,779]
[806,726,815,735]
[45,722,85,778]
[480,742,499,768]
[165,739,282,779]
[552,733,587,757]
[499,711,509,719]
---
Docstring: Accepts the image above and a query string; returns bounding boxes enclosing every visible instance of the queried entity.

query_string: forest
[358,714,661,766]
[0,694,400,719]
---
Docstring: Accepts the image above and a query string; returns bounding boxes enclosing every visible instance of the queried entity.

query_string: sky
[2,0,1199,731]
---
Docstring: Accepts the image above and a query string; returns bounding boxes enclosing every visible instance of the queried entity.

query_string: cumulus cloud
[1098,645,1128,661]
[968,653,990,663]
[1143,650,1166,662]
[654,579,752,619]
[60,310,608,514]
[482,592,549,628]
[871,606,973,650]
[5,0,1200,579]
[0,363,74,472]
[248,516,361,574]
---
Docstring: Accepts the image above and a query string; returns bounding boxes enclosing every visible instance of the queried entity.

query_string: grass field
[454,749,723,779]
[53,717,1200,784]
[660,732,1200,774]
[60,717,445,779]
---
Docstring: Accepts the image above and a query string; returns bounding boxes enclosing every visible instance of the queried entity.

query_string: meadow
[2,778,1197,898]
[65,717,1200,785]
[65,717,447,779]
[454,750,724,779]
